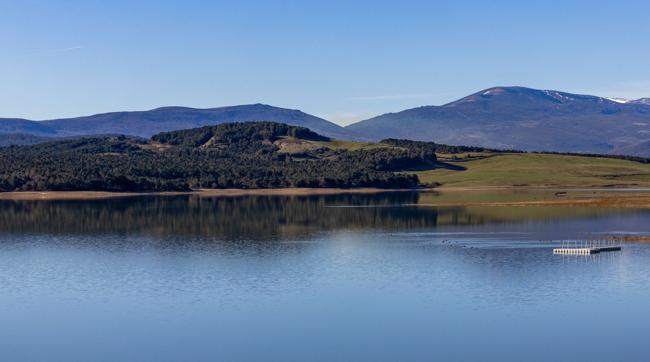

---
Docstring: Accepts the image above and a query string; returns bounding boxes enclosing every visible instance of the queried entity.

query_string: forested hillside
[0,122,439,192]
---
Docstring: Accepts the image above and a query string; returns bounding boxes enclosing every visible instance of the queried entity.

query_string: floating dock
[553,240,622,255]
[553,246,622,255]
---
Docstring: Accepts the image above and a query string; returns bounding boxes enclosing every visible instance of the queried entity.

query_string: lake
[1,191,649,361]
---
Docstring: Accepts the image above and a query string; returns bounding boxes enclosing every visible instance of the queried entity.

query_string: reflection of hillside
[0,192,628,240]
[440,206,623,224]
[0,193,430,239]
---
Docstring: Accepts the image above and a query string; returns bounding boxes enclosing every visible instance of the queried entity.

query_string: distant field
[414,153,650,188]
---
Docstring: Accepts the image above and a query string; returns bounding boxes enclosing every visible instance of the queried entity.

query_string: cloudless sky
[1,0,649,125]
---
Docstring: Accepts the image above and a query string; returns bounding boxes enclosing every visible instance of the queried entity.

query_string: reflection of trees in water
[0,193,460,240]
[0,193,626,241]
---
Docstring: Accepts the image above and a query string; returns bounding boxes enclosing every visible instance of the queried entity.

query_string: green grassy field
[414,153,650,188]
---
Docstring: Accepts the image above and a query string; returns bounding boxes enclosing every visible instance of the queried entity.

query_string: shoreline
[436,185,650,192]
[0,188,428,201]
[0,187,649,208]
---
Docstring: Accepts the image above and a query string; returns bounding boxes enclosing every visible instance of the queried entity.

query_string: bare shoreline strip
[0,188,425,201]
[413,197,650,208]
[1,187,649,208]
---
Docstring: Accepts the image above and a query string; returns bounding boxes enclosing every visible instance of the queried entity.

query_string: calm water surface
[1,191,649,361]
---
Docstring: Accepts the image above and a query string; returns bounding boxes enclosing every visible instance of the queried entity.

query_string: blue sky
[1,0,649,125]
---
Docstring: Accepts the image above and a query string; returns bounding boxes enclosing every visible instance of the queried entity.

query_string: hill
[0,104,351,140]
[2,121,649,193]
[0,119,58,137]
[0,122,439,192]
[346,86,650,155]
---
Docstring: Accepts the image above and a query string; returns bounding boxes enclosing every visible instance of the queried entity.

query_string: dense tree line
[0,123,424,192]
[380,138,524,154]
[381,138,650,163]
[340,146,436,171]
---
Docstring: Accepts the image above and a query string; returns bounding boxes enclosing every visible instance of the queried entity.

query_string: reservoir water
[1,191,649,361]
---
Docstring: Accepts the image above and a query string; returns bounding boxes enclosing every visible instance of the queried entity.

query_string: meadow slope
[415,153,650,188]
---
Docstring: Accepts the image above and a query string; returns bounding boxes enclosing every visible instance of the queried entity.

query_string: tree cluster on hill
[0,122,426,192]
[153,122,329,147]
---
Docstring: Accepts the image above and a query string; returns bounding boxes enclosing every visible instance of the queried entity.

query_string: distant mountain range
[2,86,650,156]
[347,87,650,155]
[0,104,350,141]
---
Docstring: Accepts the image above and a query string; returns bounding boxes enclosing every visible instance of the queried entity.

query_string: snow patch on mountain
[543,90,576,102]
[606,97,630,104]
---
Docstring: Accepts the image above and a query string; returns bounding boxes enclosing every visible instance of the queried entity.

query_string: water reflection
[0,192,645,241]
[1,192,649,361]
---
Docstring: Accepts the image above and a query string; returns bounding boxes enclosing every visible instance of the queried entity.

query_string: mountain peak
[443,86,617,108]
[445,86,559,107]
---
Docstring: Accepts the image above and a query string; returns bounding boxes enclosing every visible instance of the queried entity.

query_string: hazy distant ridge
[0,104,351,141]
